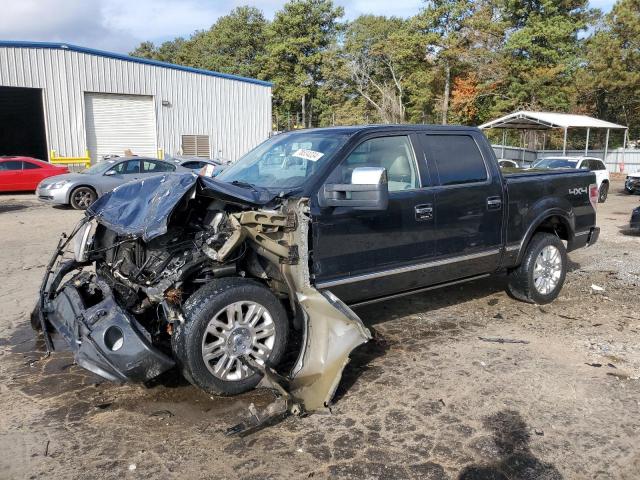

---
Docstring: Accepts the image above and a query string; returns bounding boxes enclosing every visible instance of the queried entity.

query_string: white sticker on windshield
[292,149,324,162]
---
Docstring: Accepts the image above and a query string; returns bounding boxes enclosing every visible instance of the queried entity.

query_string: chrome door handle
[487,196,502,210]
[415,204,433,221]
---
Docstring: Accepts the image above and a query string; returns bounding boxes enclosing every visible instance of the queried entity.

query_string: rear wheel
[70,186,97,210]
[507,233,567,304]
[172,278,288,396]
[598,182,609,203]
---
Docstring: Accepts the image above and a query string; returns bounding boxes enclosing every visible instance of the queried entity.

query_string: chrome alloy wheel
[533,245,562,295]
[201,301,276,381]
[72,188,95,209]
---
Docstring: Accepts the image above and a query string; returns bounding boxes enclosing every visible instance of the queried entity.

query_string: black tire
[171,278,289,396]
[69,186,97,210]
[598,183,609,203]
[506,232,567,305]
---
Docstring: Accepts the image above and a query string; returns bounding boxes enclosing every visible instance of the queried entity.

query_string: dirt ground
[1,181,639,480]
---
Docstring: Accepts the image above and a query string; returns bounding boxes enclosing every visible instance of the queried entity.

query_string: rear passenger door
[420,133,504,282]
[312,134,436,303]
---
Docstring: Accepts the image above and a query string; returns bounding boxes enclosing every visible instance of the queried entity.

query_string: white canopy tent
[478,110,628,161]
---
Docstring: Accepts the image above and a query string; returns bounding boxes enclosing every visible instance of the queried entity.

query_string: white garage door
[85,93,157,161]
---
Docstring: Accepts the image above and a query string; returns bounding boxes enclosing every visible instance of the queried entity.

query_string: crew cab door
[311,134,436,303]
[419,132,504,282]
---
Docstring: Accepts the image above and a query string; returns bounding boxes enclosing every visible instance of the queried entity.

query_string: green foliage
[179,7,267,78]
[128,0,639,135]
[579,0,640,137]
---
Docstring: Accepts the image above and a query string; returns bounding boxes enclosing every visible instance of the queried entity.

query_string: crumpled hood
[87,172,278,242]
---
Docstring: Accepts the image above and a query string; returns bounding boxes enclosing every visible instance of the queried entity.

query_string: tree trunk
[442,62,450,125]
[301,94,306,128]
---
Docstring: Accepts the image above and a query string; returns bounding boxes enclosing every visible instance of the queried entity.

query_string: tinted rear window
[423,135,487,186]
[22,161,41,169]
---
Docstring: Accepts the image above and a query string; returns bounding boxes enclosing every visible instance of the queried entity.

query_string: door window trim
[327,133,424,193]
[421,132,493,189]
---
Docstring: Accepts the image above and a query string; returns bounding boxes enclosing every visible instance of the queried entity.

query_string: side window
[330,136,419,192]
[182,161,205,170]
[113,160,140,174]
[143,160,175,173]
[22,161,41,170]
[593,160,606,171]
[424,135,487,186]
[0,160,23,171]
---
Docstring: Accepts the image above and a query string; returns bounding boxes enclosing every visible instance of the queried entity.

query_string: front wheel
[172,278,289,396]
[598,183,609,203]
[506,233,568,304]
[70,186,97,210]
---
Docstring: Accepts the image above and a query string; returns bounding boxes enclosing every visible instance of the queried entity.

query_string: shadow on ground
[458,409,562,480]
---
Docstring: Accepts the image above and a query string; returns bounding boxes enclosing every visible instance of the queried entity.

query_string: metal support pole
[603,128,610,161]
[501,130,506,158]
[584,128,590,156]
[621,128,628,173]
[563,128,568,155]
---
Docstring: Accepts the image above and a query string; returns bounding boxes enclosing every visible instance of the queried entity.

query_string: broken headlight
[73,220,96,262]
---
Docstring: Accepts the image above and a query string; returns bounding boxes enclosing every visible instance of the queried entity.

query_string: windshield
[532,158,578,169]
[81,160,118,174]
[216,132,350,190]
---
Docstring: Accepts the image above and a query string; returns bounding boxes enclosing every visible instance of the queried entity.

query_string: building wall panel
[0,44,272,162]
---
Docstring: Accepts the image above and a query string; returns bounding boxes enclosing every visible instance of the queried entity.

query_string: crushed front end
[34,171,370,429]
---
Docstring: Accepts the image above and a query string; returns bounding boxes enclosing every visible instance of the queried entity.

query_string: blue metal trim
[0,40,273,87]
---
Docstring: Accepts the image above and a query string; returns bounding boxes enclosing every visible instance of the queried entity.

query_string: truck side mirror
[320,167,389,210]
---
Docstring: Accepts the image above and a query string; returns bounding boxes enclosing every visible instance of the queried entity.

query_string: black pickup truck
[34,125,599,414]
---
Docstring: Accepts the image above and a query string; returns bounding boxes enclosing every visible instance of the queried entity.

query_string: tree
[178,7,267,78]
[497,0,595,112]
[579,0,640,137]
[263,0,344,128]
[343,16,410,123]
[414,0,475,124]
[130,38,185,63]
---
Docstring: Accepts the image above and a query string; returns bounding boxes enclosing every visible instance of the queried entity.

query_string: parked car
[0,156,68,192]
[34,125,599,418]
[531,156,610,202]
[624,171,640,194]
[36,156,183,209]
[631,206,640,231]
[498,159,519,169]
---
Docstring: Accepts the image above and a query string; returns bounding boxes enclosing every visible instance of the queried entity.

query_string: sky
[0,0,618,54]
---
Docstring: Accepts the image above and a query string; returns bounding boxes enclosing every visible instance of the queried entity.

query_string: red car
[0,157,69,192]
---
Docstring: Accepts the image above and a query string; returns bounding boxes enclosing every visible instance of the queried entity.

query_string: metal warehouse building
[0,41,272,164]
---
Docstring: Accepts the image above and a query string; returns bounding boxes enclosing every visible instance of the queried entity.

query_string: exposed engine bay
[34,172,370,434]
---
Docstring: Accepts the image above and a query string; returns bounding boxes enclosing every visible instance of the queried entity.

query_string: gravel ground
[1,181,639,480]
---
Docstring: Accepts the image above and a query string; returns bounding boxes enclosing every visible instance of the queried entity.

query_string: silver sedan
[36,157,184,209]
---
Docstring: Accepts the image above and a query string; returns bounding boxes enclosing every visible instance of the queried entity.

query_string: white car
[532,156,610,202]
[498,159,520,169]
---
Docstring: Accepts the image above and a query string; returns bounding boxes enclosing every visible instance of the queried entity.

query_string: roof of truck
[282,124,481,135]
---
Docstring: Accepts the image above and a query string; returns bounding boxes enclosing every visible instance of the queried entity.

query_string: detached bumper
[587,226,600,246]
[43,273,174,382]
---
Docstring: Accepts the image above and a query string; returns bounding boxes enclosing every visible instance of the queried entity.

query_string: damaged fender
[224,198,371,416]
